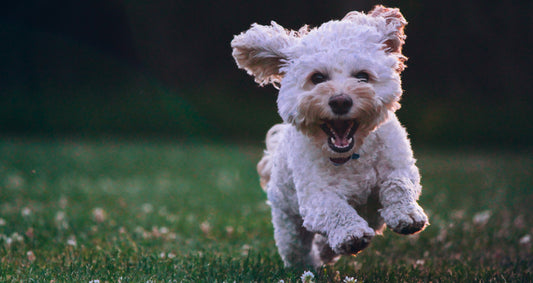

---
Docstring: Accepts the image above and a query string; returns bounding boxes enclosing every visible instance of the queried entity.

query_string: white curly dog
[231,5,428,268]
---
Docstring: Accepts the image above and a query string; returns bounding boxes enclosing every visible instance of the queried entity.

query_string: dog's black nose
[328,94,353,115]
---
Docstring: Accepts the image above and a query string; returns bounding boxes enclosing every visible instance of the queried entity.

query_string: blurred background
[1,0,531,147]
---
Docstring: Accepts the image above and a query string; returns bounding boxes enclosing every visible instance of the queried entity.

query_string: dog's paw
[329,226,375,255]
[380,202,428,235]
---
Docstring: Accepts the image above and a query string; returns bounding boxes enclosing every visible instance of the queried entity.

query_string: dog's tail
[257,123,287,191]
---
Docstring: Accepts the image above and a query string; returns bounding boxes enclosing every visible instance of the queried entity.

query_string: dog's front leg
[376,116,429,234]
[298,191,375,255]
[379,177,428,234]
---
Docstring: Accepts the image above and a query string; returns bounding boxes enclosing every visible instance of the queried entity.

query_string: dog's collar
[331,153,360,166]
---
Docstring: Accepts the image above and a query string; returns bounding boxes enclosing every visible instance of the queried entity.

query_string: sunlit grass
[0,140,531,281]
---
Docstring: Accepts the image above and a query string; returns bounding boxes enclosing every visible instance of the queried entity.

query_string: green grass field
[0,139,531,282]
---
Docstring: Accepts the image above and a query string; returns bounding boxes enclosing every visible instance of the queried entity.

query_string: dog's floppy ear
[368,5,407,54]
[232,21,298,86]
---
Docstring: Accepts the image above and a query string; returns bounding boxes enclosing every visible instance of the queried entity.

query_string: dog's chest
[326,158,379,205]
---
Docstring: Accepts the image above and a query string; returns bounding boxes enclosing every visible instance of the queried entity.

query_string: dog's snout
[328,94,353,115]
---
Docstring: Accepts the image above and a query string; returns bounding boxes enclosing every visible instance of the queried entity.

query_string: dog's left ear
[232,21,299,86]
[367,5,407,54]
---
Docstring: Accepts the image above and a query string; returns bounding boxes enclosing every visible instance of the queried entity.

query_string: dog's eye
[353,72,369,82]
[310,72,328,85]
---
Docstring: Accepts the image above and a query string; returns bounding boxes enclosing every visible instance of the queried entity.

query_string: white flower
[27,251,36,262]
[200,221,211,235]
[344,276,357,283]
[241,244,251,256]
[0,218,6,226]
[92,208,106,223]
[55,211,69,229]
[89,280,100,283]
[519,234,531,246]
[141,203,154,214]
[159,227,169,234]
[11,232,23,242]
[301,270,315,283]
[21,207,32,217]
[55,211,66,222]
[67,236,77,247]
[473,210,491,226]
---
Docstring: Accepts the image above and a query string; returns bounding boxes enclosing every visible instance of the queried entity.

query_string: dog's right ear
[231,21,298,86]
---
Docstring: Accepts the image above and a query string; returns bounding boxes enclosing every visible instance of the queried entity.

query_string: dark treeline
[1,0,531,145]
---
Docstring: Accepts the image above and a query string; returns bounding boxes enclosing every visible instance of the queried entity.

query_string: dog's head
[232,5,407,164]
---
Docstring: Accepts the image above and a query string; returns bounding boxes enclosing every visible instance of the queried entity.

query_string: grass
[0,139,531,282]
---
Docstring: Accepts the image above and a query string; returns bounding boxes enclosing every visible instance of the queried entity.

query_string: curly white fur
[232,5,428,268]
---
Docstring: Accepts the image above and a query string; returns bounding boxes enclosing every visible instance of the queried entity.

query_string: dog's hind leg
[270,205,318,268]
[257,124,288,190]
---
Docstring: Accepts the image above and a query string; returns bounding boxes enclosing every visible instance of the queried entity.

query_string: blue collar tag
[331,153,360,166]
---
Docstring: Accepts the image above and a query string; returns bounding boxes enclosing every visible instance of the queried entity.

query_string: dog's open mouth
[320,119,359,154]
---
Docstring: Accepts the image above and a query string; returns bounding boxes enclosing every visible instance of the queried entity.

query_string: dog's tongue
[329,120,353,147]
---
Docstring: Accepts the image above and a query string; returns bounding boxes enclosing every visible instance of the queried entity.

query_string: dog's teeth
[348,137,353,143]
[330,137,335,144]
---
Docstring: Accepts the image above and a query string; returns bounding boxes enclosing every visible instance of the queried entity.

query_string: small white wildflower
[55,211,69,229]
[241,244,251,256]
[301,270,315,283]
[167,232,177,240]
[21,207,32,217]
[200,221,211,235]
[159,252,166,258]
[159,226,169,234]
[473,210,491,227]
[352,261,363,271]
[519,234,531,246]
[225,226,235,236]
[89,280,100,283]
[55,211,66,222]
[27,250,36,262]
[141,203,154,214]
[278,280,285,283]
[344,276,357,283]
[415,259,425,267]
[11,232,23,242]
[92,207,106,223]
[0,218,6,226]
[67,235,77,247]
[167,252,176,259]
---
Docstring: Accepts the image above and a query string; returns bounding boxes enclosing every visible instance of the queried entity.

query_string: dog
[231,5,428,268]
